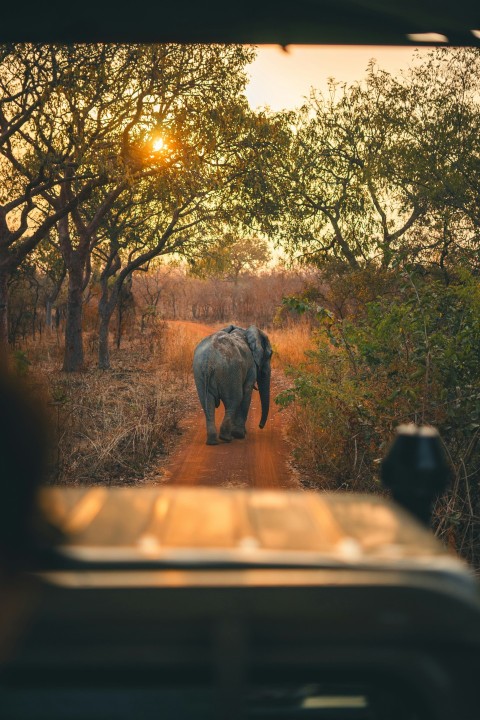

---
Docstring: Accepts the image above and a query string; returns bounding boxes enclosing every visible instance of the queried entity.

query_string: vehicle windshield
[0,41,479,575]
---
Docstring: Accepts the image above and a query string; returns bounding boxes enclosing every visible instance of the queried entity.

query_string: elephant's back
[213,332,243,358]
[193,330,256,410]
[194,331,244,357]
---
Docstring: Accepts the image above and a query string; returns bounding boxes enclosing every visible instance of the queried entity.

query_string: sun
[152,137,166,152]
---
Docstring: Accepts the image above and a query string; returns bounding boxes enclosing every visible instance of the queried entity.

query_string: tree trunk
[45,266,66,331]
[98,311,112,370]
[116,302,123,350]
[31,283,39,340]
[98,284,117,370]
[115,274,134,350]
[46,300,53,330]
[97,269,121,370]
[0,270,8,350]
[63,261,84,372]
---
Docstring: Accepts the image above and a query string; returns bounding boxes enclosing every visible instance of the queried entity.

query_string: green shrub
[278,268,480,568]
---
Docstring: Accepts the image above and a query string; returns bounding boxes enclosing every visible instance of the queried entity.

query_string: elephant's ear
[245,325,264,368]
[264,337,273,360]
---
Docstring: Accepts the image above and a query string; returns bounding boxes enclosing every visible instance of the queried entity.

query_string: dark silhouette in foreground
[0,371,50,574]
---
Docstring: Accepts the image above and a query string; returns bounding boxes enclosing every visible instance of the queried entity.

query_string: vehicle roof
[2,0,480,44]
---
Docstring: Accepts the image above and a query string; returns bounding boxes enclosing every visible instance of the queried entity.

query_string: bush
[277,267,480,568]
[46,367,185,486]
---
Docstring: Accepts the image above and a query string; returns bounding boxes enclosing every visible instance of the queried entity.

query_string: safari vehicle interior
[1,2,480,719]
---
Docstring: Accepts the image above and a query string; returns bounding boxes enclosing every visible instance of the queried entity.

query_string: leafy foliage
[277,266,480,565]
[188,233,271,282]
[262,48,480,273]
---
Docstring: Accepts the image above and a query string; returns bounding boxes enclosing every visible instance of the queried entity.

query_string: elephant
[193,324,272,445]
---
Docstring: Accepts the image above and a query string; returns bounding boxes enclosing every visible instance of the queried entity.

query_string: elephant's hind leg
[204,392,219,445]
[219,399,236,442]
[219,411,233,442]
[220,378,245,442]
[231,405,247,438]
[232,380,254,439]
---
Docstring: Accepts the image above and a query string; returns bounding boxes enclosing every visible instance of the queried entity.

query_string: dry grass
[161,322,210,380]
[44,366,186,486]
[269,321,316,370]
[19,324,206,486]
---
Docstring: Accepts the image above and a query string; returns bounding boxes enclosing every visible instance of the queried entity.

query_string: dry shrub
[269,321,316,370]
[135,317,168,357]
[46,367,185,485]
[162,322,215,380]
[16,320,215,487]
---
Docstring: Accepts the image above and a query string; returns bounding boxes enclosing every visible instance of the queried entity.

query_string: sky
[245,45,431,111]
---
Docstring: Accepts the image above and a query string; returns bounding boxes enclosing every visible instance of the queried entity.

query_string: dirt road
[161,322,298,490]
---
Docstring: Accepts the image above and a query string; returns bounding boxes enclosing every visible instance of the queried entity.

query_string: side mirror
[381,424,450,526]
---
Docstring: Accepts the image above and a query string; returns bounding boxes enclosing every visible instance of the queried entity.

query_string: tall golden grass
[44,367,186,485]
[22,324,204,485]
[161,319,315,375]
[269,322,315,370]
[162,322,212,379]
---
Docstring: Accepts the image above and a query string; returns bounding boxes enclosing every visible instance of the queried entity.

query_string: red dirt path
[161,322,298,490]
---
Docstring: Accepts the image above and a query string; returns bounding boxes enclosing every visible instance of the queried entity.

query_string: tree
[63,44,277,370]
[31,43,258,370]
[0,44,86,358]
[266,73,430,270]
[34,234,66,330]
[31,44,167,370]
[188,233,271,283]
[366,48,480,248]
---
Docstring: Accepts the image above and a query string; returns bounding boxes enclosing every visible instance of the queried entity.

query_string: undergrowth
[21,327,195,486]
[277,266,480,570]
[46,367,185,485]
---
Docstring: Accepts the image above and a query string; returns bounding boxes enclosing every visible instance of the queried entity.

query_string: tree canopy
[188,233,271,282]
[0,43,273,368]
[263,48,480,273]
[2,45,480,368]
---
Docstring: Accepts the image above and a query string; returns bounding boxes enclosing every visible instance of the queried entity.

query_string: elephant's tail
[203,359,220,411]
